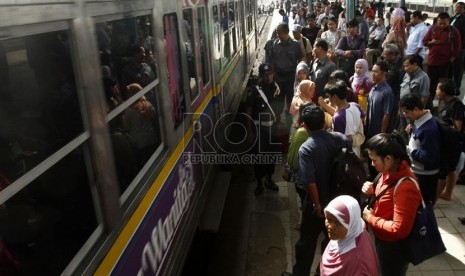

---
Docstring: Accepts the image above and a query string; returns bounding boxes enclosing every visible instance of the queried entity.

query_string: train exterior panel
[0,0,258,275]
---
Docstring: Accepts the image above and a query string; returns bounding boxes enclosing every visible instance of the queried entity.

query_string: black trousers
[292,198,328,276]
[253,124,278,180]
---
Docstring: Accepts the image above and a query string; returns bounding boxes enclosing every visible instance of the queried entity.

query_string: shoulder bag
[394,177,447,265]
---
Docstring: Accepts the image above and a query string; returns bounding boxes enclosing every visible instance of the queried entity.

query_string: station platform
[207,7,465,276]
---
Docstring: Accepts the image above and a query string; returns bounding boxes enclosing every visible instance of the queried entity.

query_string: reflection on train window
[229,1,237,55]
[108,83,161,192]
[246,0,254,34]
[198,7,210,86]
[164,13,186,127]
[96,16,158,106]
[183,8,199,100]
[0,31,83,184]
[0,146,97,275]
[220,3,231,61]
[95,16,162,191]
[212,5,221,73]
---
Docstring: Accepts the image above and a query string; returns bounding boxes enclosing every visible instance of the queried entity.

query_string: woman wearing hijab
[293,61,309,93]
[350,59,373,113]
[290,80,315,137]
[382,16,406,57]
[320,195,378,276]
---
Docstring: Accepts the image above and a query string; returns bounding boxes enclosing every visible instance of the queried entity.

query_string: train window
[164,14,187,127]
[0,31,83,184]
[198,7,210,86]
[220,3,231,61]
[0,146,97,275]
[212,5,222,73]
[95,16,162,192]
[247,0,254,34]
[229,1,237,55]
[182,9,199,101]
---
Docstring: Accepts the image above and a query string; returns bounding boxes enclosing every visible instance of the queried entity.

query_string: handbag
[394,177,447,265]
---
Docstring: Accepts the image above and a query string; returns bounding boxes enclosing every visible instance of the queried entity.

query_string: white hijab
[324,195,365,255]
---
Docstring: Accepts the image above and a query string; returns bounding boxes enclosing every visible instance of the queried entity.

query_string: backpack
[329,133,368,204]
[435,117,462,174]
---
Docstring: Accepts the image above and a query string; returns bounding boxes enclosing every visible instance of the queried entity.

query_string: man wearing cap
[266,23,305,120]
[451,0,465,95]
[245,63,281,196]
[302,13,320,46]
[292,24,313,64]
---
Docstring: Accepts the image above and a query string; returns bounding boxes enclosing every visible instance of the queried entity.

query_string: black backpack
[435,117,462,174]
[329,133,368,204]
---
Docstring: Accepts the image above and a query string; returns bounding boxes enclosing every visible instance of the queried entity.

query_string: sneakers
[264,177,279,191]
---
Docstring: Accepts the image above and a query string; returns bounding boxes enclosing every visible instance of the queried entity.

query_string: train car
[0,0,258,275]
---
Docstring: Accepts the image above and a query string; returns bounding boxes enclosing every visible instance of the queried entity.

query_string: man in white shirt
[406,10,429,69]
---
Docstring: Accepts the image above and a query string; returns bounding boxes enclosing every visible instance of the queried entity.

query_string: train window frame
[93,12,165,194]
[198,6,211,89]
[0,22,88,204]
[182,8,200,102]
[0,21,107,275]
[163,13,187,128]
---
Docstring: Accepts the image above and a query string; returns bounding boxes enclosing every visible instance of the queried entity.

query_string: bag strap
[393,176,426,208]
[366,173,392,209]
[255,85,276,121]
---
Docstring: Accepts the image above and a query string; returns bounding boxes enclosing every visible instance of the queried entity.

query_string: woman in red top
[362,132,422,276]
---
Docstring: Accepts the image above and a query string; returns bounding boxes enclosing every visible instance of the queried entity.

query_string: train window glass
[212,5,221,73]
[96,16,158,104]
[0,31,83,184]
[229,1,237,55]
[182,9,199,101]
[236,1,243,41]
[198,7,210,86]
[220,3,230,62]
[247,0,253,34]
[95,16,162,191]
[163,14,187,127]
[245,0,251,34]
[0,146,97,275]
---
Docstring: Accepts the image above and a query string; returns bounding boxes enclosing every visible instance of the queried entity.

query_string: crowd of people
[247,1,465,275]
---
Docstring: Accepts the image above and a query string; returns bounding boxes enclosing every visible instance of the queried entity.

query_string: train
[0,0,259,275]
